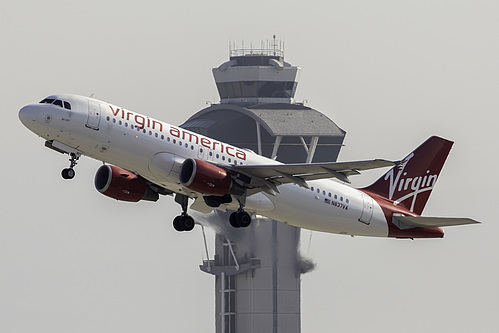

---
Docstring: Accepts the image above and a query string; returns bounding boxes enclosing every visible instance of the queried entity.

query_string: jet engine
[179,158,243,196]
[94,165,159,202]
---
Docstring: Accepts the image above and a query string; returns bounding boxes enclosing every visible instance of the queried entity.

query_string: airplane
[18,94,479,238]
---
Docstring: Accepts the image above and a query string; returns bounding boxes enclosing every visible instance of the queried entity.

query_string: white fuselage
[19,94,389,237]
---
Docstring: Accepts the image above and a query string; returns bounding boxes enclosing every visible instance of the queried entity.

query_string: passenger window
[53,100,63,107]
[63,101,71,110]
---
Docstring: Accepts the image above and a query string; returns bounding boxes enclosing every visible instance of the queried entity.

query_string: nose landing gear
[61,152,80,180]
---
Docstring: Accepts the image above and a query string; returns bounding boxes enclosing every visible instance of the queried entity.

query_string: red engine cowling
[179,158,242,196]
[94,165,158,202]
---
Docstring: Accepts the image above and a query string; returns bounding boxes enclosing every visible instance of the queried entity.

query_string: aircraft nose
[18,105,39,126]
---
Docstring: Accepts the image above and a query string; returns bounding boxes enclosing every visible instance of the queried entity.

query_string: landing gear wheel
[182,215,195,231]
[61,152,80,180]
[61,168,75,179]
[173,214,195,232]
[173,216,184,231]
[172,194,196,232]
[229,212,240,228]
[236,211,252,228]
[229,211,252,228]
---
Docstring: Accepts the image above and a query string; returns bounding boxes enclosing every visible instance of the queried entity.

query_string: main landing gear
[61,152,80,180]
[173,194,195,232]
[172,194,253,232]
[173,214,195,232]
[229,197,252,228]
[229,210,252,228]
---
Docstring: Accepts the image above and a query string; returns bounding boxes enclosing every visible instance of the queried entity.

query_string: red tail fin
[362,136,453,215]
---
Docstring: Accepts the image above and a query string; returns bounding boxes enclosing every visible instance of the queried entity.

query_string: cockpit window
[39,98,71,110]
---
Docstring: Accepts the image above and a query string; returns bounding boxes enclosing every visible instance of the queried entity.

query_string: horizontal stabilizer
[393,215,480,229]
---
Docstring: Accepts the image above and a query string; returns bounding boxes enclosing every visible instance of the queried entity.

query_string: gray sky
[1,1,497,332]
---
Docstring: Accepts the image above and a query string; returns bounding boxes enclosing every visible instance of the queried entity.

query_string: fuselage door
[86,100,101,130]
[359,192,374,225]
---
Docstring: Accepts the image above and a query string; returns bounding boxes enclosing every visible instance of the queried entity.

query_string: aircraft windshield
[40,98,71,110]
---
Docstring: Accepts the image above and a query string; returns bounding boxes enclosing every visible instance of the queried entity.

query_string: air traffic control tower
[181,39,346,333]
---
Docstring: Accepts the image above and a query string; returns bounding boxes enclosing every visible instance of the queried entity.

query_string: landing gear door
[359,192,374,225]
[86,100,101,130]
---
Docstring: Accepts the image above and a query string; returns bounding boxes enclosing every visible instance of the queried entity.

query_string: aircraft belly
[242,192,275,212]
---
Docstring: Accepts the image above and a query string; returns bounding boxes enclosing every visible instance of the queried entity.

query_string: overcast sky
[1,1,497,332]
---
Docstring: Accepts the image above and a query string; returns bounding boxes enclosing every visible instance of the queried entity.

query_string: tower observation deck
[214,43,300,106]
[181,39,346,333]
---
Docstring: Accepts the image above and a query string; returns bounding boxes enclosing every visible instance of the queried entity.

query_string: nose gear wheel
[61,152,80,180]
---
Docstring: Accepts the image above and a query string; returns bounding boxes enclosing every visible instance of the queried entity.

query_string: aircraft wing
[227,159,395,195]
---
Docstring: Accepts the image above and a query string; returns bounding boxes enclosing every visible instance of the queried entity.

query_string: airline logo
[384,153,438,211]
[109,105,246,160]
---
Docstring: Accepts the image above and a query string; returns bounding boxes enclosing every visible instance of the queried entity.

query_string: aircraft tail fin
[362,136,453,215]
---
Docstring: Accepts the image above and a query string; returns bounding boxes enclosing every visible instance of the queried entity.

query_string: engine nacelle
[179,158,243,196]
[94,165,159,202]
